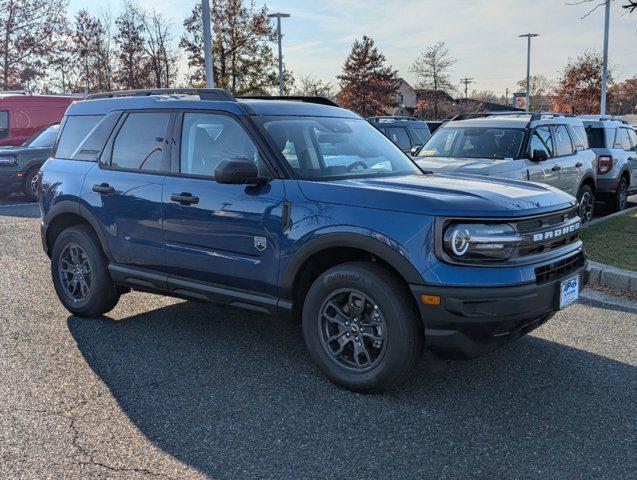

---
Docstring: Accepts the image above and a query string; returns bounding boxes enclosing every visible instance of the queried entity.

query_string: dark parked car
[0,124,59,200]
[368,116,431,154]
[38,89,588,392]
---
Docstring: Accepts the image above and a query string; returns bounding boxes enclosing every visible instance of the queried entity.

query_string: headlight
[443,223,522,261]
[0,156,17,166]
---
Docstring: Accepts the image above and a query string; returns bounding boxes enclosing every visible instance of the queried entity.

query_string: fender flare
[279,232,424,299]
[43,200,113,260]
[577,173,596,195]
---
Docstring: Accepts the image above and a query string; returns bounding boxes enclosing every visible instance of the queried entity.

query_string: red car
[0,93,78,147]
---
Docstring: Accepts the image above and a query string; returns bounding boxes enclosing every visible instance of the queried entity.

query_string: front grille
[515,207,580,258]
[535,251,585,284]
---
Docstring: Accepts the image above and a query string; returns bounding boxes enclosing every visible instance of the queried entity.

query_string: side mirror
[214,158,262,185]
[411,145,421,156]
[531,149,549,162]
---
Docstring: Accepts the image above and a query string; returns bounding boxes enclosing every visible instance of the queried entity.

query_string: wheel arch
[44,202,112,260]
[280,233,424,318]
[578,174,596,194]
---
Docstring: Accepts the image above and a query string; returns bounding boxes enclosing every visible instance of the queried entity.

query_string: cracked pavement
[0,201,636,479]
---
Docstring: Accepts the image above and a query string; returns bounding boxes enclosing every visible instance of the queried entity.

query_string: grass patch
[580,209,637,271]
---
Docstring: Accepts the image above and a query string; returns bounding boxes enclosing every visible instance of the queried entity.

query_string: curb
[587,203,637,227]
[587,260,637,293]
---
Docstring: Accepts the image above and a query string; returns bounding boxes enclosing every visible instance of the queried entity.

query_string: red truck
[0,93,78,147]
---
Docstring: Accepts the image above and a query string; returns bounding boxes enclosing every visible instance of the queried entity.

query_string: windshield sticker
[421,149,437,156]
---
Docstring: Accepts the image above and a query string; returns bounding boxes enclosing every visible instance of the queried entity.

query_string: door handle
[170,192,199,205]
[575,162,583,168]
[92,183,115,194]
[551,165,561,172]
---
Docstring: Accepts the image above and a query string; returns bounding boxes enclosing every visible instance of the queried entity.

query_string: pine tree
[337,36,399,116]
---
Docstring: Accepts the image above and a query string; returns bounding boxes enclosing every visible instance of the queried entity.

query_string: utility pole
[600,0,611,115]
[268,12,291,96]
[201,0,214,88]
[519,33,539,112]
[459,77,474,99]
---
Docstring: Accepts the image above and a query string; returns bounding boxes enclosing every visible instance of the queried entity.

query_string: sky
[68,0,637,96]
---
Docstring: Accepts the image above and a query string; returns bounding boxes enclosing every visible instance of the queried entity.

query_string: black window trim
[167,109,281,182]
[99,109,175,176]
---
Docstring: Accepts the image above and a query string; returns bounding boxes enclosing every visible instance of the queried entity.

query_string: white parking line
[0,203,37,208]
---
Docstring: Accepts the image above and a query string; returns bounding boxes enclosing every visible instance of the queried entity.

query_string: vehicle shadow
[68,301,635,479]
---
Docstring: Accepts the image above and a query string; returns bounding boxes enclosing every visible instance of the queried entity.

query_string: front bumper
[411,262,588,359]
[0,171,23,192]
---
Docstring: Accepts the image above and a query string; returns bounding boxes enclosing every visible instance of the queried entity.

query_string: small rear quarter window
[55,115,104,159]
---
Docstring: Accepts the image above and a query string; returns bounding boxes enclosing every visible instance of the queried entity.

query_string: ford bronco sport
[38,89,588,392]
[579,116,637,211]
[414,113,598,223]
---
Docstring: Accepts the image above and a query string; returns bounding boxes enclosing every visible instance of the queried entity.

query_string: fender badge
[254,236,267,251]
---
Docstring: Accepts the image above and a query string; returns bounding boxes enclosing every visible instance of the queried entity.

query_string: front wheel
[51,225,120,317]
[22,168,39,202]
[302,262,424,393]
[577,185,594,224]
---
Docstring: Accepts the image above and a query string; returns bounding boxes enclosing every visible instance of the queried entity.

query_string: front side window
[111,112,170,171]
[260,116,420,180]
[411,126,430,144]
[24,125,59,148]
[418,127,525,159]
[180,112,264,177]
[0,111,8,139]
[529,126,553,158]
[553,125,574,156]
[56,115,103,159]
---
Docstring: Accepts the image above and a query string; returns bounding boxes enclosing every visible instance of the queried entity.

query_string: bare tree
[139,8,177,88]
[293,75,335,98]
[410,42,456,116]
[114,1,151,90]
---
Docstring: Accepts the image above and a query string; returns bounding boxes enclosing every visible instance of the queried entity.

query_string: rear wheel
[51,225,120,317]
[22,167,39,202]
[611,176,629,212]
[302,262,423,393]
[577,185,594,223]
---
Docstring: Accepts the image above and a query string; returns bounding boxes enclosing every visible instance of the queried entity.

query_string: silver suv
[414,113,597,222]
[579,116,637,211]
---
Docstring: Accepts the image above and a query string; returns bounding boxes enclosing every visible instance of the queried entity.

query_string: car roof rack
[237,95,339,107]
[85,88,236,102]
[367,115,421,123]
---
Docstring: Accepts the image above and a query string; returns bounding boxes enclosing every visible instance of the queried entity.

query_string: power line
[459,77,474,99]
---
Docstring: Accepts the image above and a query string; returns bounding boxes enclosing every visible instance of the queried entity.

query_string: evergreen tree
[337,35,399,116]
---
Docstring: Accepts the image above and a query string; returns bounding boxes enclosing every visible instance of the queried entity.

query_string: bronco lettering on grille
[532,222,580,242]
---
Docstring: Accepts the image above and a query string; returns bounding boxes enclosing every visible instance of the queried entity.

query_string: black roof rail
[85,88,235,102]
[237,95,339,107]
[367,115,420,122]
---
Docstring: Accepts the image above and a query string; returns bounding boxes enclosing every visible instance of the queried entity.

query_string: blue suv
[38,89,588,392]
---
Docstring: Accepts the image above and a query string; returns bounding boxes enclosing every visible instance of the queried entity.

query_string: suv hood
[415,156,518,175]
[298,173,575,217]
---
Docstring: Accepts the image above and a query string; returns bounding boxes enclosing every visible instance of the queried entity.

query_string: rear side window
[628,129,637,151]
[111,112,170,171]
[72,112,121,161]
[0,111,8,139]
[615,128,633,151]
[411,126,431,144]
[553,125,574,156]
[569,125,589,150]
[55,115,103,159]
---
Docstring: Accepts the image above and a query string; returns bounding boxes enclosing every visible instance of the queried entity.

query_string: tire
[50,225,120,317]
[22,167,39,202]
[302,262,424,393]
[576,184,594,224]
[610,176,629,212]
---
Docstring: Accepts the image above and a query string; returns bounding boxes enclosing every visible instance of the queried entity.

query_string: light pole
[268,12,290,96]
[600,0,611,115]
[519,33,539,112]
[201,0,214,88]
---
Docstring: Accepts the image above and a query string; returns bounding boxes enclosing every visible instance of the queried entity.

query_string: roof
[443,113,586,129]
[0,94,77,105]
[66,93,359,119]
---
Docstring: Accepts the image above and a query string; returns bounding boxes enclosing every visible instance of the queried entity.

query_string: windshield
[417,127,525,159]
[259,116,421,180]
[24,125,59,148]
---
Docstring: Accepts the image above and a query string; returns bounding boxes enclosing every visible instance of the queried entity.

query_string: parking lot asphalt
[1,200,636,480]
